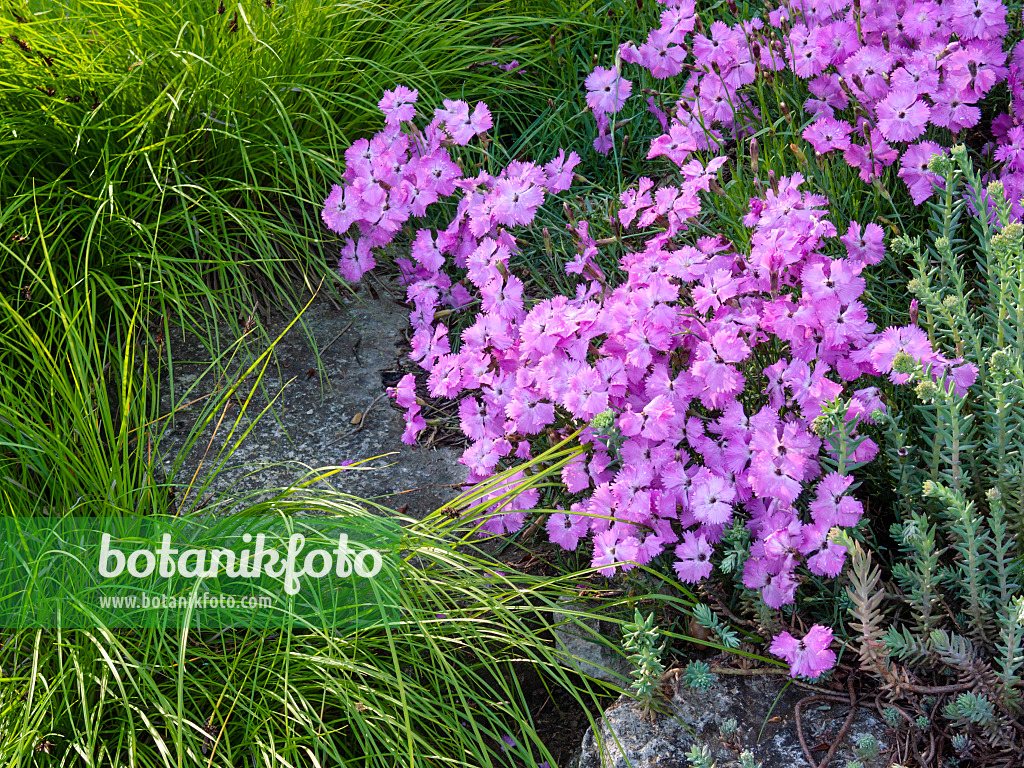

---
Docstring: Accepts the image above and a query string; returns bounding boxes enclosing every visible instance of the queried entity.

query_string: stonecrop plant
[318,74,986,678]
[842,148,1024,761]
[621,608,668,714]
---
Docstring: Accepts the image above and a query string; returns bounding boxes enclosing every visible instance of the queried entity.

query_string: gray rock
[578,673,889,768]
[553,600,633,684]
[157,281,467,517]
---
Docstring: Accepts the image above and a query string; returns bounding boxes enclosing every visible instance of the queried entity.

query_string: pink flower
[674,532,714,583]
[802,117,853,155]
[929,85,981,133]
[840,221,885,266]
[591,529,640,576]
[949,0,1008,41]
[810,473,863,528]
[788,24,829,78]
[493,177,545,227]
[547,511,589,550]
[378,86,418,125]
[769,625,837,678]
[636,28,688,79]
[401,405,426,445]
[690,470,736,526]
[875,90,930,143]
[411,229,445,272]
[322,184,357,234]
[585,66,633,115]
[436,100,492,144]
[480,275,525,321]
[543,149,581,192]
[902,2,943,41]
[763,569,799,608]
[331,99,930,641]
[338,238,375,282]
[869,325,935,382]
[648,122,698,166]
[807,540,847,577]
[949,362,979,393]
[392,373,418,408]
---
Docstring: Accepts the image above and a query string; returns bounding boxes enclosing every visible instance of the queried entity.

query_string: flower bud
[589,409,616,431]
[950,143,968,169]
[891,351,917,375]
[992,225,1023,261]
[915,380,939,402]
[989,349,1012,372]
[927,153,953,176]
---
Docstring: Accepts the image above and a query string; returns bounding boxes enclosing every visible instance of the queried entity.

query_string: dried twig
[320,320,354,356]
[352,391,389,434]
[708,665,789,676]
[794,677,860,768]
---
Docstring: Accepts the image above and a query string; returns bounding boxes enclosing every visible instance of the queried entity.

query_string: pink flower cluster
[596,0,1024,218]
[321,86,496,282]
[991,19,1024,216]
[320,86,979,678]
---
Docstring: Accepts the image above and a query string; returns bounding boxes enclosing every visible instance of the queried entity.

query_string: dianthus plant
[320,86,975,677]
[588,0,1024,220]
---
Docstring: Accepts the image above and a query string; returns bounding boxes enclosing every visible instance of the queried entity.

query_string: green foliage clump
[854,734,881,760]
[621,608,667,714]
[849,149,1024,760]
[681,660,715,691]
[0,500,612,766]
[0,0,570,338]
[684,743,717,768]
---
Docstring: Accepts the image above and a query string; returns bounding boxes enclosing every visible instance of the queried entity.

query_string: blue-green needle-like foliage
[854,148,1024,756]
[621,608,667,714]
